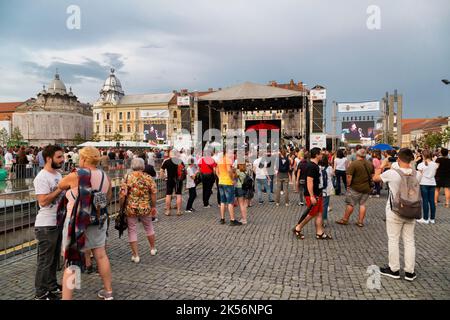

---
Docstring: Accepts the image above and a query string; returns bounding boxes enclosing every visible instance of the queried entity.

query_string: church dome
[97,68,125,104]
[101,68,124,95]
[47,71,67,95]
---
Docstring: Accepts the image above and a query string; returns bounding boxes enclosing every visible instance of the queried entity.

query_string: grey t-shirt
[33,169,63,227]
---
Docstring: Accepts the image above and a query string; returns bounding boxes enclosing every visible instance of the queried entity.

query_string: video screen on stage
[144,124,167,142]
[341,121,375,143]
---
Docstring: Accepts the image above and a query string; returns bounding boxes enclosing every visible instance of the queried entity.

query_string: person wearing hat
[336,148,374,227]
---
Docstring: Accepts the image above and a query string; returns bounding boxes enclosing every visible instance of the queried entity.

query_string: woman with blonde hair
[58,146,114,300]
[235,163,248,224]
[119,158,158,262]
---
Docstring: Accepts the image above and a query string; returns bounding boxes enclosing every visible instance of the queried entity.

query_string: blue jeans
[323,195,330,220]
[256,179,273,203]
[335,170,347,195]
[420,185,436,220]
[219,185,235,204]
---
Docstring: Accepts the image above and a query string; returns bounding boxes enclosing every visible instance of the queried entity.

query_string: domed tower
[97,68,125,104]
[47,70,67,95]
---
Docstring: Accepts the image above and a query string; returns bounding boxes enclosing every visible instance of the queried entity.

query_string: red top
[198,157,217,174]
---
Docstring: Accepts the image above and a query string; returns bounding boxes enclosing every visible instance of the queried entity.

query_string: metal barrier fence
[0,175,168,265]
[2,158,165,181]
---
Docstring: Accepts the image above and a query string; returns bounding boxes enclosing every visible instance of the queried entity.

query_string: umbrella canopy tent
[371,143,394,151]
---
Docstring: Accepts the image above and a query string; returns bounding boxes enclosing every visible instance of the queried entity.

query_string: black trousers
[186,187,197,210]
[201,174,215,206]
[35,226,62,296]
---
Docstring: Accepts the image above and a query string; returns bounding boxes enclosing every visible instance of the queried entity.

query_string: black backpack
[241,174,254,191]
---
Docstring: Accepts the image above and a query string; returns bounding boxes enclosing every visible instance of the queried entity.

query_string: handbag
[363,162,375,189]
[114,175,129,238]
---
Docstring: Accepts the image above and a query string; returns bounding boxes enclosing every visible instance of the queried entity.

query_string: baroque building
[12,71,92,146]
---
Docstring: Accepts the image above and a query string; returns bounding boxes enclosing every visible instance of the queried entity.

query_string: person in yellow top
[216,151,242,226]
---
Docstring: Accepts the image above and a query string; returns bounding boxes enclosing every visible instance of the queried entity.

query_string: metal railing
[1,158,165,182]
[0,175,168,265]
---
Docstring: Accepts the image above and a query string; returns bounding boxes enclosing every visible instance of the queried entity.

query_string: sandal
[335,219,349,225]
[164,211,171,216]
[176,211,183,216]
[356,222,364,227]
[292,227,305,240]
[445,203,449,209]
[316,233,332,240]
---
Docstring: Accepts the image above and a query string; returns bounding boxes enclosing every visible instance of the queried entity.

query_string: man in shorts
[292,148,332,240]
[160,150,184,216]
[336,148,374,227]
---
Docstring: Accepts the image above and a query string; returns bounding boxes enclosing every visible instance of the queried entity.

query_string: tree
[10,127,24,143]
[91,132,101,142]
[112,132,123,142]
[73,133,86,146]
[441,127,450,147]
[130,132,139,142]
[418,131,443,149]
[0,128,9,146]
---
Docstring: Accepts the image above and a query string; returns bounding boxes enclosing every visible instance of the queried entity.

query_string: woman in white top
[185,157,198,213]
[417,150,439,224]
[333,149,348,196]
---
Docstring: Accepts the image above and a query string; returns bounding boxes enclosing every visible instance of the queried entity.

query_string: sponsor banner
[341,121,375,143]
[338,101,380,113]
[140,110,169,119]
[310,89,326,100]
[177,96,191,106]
[310,134,327,149]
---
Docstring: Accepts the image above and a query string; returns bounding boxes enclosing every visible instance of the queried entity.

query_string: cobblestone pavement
[1,187,449,300]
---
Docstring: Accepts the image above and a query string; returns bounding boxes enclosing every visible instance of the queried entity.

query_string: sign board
[338,101,380,113]
[177,96,191,106]
[310,134,327,149]
[140,110,169,119]
[310,89,326,101]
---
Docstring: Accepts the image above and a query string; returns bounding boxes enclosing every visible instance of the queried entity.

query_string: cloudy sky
[1,0,449,130]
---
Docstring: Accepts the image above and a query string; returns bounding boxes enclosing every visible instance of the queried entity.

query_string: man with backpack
[336,148,374,227]
[160,149,185,216]
[373,148,421,281]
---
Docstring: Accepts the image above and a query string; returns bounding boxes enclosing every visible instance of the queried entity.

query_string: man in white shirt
[253,154,274,204]
[33,145,65,300]
[373,148,421,282]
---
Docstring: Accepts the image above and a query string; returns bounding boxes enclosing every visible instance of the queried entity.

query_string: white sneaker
[285,203,290,207]
[150,249,158,256]
[430,219,435,224]
[417,219,429,224]
[131,255,140,263]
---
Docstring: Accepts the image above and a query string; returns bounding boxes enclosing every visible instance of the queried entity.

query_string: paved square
[0,189,449,300]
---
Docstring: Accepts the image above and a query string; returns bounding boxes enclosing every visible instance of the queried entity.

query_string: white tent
[77,141,171,149]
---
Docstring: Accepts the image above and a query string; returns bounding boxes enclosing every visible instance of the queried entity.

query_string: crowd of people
[27,141,450,300]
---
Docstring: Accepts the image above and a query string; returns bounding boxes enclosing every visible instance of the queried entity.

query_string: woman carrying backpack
[58,146,113,300]
[234,163,249,224]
